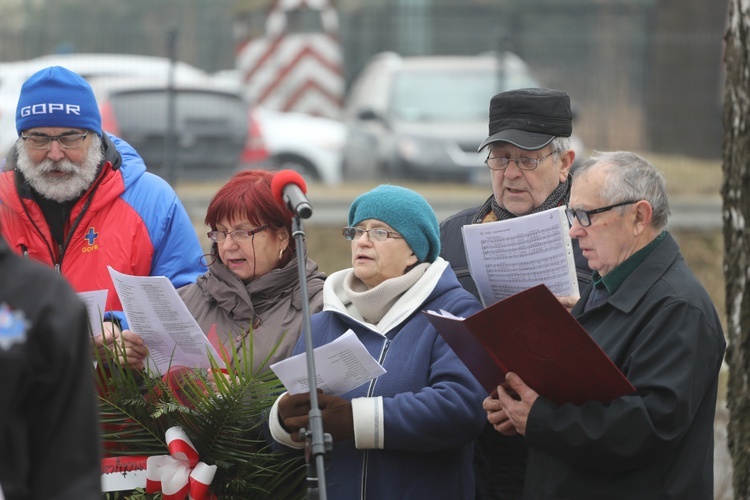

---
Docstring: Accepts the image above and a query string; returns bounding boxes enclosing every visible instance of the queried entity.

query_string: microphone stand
[291,215,331,500]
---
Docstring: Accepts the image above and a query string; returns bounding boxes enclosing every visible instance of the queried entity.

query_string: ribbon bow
[146,427,217,500]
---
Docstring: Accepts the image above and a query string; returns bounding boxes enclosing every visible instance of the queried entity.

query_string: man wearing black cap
[439,87,592,499]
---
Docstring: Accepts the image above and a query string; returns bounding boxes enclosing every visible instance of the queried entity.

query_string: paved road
[178,184,722,230]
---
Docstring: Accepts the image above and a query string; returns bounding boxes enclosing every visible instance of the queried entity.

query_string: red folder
[424,284,635,406]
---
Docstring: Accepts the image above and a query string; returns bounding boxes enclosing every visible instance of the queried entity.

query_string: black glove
[278,391,354,443]
[278,392,313,441]
[317,392,354,442]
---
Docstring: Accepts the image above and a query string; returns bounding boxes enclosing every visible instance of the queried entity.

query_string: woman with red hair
[178,169,326,373]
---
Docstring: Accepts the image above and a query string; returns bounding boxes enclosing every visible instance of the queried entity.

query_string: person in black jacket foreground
[0,231,101,500]
[485,151,725,499]
[439,87,590,499]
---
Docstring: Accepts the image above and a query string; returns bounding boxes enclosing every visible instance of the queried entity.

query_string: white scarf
[344,263,430,324]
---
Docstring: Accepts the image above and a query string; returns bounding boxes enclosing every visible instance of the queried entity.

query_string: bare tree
[723,0,750,497]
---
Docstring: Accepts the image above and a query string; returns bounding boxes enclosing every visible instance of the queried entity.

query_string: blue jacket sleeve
[148,189,206,288]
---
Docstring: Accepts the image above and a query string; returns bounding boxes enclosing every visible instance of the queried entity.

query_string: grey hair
[572,151,670,230]
[485,136,571,156]
[549,136,571,155]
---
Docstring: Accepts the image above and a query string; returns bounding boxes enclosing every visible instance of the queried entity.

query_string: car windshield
[389,67,538,123]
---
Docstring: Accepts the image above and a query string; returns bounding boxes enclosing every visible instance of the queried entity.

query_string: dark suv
[91,76,250,182]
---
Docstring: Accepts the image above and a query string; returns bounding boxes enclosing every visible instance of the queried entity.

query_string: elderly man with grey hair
[485,151,726,499]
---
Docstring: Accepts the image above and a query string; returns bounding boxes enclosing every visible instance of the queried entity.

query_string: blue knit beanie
[16,66,102,136]
[348,185,440,263]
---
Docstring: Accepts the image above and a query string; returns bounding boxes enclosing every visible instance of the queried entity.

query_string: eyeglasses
[21,131,90,150]
[342,226,404,242]
[565,200,640,227]
[207,224,268,243]
[485,151,556,171]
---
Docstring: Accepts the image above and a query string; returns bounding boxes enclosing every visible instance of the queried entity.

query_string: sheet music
[461,206,579,306]
[107,267,225,373]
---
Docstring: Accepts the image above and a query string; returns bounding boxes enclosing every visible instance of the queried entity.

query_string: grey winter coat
[178,254,326,372]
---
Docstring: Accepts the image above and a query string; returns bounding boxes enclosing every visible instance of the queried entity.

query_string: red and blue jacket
[0,134,206,325]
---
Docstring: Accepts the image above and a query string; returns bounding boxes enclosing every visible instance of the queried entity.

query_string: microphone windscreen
[271,169,307,205]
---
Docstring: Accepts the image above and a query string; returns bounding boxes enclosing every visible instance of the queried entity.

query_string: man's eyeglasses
[342,226,404,242]
[485,151,555,171]
[565,200,640,227]
[207,224,268,243]
[21,131,90,150]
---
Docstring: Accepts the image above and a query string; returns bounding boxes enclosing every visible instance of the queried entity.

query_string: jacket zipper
[55,244,62,273]
[360,336,392,499]
[367,337,392,396]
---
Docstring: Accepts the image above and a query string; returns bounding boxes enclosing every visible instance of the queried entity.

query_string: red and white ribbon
[146,427,217,500]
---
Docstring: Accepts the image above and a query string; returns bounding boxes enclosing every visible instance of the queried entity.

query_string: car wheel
[275,154,320,182]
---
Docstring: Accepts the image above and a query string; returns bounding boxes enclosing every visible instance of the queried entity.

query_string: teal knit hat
[348,185,440,263]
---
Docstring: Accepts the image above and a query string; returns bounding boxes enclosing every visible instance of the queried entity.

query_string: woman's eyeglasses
[342,226,403,242]
[207,225,268,242]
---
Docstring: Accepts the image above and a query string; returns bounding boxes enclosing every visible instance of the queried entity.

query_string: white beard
[16,134,104,203]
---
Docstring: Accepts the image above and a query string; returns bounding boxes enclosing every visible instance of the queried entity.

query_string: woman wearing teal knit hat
[269,184,488,499]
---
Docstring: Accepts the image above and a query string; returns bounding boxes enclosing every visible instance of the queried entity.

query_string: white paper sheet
[107,266,225,373]
[424,309,465,320]
[77,289,108,336]
[270,329,386,396]
[461,206,579,306]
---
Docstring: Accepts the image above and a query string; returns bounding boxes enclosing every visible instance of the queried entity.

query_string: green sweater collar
[592,231,667,294]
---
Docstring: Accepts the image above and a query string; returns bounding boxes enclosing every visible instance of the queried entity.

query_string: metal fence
[338,2,726,162]
[0,0,726,191]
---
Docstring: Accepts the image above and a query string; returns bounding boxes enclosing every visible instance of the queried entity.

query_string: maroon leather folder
[424,284,635,406]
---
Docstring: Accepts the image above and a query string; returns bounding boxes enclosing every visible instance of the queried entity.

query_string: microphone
[271,169,313,219]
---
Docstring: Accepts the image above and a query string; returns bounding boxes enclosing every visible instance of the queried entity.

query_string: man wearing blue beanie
[15,65,103,136]
[270,184,488,499]
[0,65,206,370]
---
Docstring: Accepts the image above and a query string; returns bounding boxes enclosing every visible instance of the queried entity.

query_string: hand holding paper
[107,267,225,373]
[95,323,149,370]
[425,284,635,406]
[278,390,355,442]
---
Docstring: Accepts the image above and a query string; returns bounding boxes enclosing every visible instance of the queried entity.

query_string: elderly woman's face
[350,219,419,288]
[215,217,288,282]
[568,168,639,276]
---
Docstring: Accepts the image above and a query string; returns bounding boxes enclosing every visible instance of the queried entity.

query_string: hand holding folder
[424,284,635,406]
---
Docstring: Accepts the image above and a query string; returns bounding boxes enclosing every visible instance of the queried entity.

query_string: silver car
[341,51,584,183]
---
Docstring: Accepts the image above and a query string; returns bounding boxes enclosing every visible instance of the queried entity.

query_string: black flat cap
[478,87,572,152]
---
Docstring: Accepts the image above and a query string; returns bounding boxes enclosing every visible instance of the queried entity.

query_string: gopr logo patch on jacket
[83,226,100,253]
